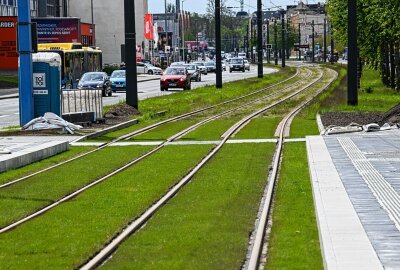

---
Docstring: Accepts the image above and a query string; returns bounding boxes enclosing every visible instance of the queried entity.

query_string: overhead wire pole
[274,19,278,65]
[124,0,138,108]
[298,22,301,60]
[348,0,358,105]
[281,10,285,67]
[90,0,94,46]
[257,0,263,78]
[312,20,315,63]
[323,17,327,62]
[215,0,222,88]
[267,19,270,64]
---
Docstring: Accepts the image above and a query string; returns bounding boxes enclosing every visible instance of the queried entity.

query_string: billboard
[0,16,18,70]
[32,18,81,43]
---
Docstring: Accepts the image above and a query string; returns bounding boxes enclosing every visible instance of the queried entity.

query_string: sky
[148,0,325,14]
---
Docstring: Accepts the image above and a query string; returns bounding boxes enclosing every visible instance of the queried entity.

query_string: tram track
[0,69,302,190]
[0,67,315,234]
[245,67,338,270]
[78,67,327,270]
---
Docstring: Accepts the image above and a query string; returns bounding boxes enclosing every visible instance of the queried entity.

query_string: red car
[160,67,191,91]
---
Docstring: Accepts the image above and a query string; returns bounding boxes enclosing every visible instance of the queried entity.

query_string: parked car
[205,61,216,73]
[193,62,208,75]
[229,58,245,73]
[144,63,163,75]
[244,59,250,71]
[136,62,149,74]
[184,64,201,82]
[110,70,126,92]
[77,72,112,97]
[160,67,191,91]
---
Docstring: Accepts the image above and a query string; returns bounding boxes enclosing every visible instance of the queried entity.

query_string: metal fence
[61,89,103,120]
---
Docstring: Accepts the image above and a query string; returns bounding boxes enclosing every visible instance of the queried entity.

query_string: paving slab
[307,130,400,269]
[0,135,79,172]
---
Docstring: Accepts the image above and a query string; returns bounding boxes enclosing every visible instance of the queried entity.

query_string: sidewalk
[307,130,400,269]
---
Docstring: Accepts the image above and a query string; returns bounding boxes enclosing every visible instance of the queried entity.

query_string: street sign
[266,44,272,49]
[165,46,171,53]
[299,44,310,49]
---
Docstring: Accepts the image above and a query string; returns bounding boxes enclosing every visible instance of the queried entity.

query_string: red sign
[0,16,18,70]
[144,14,154,40]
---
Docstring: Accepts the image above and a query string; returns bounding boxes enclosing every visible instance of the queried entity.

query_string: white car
[244,60,250,71]
[144,63,163,75]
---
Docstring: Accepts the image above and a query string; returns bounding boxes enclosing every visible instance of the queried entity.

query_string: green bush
[102,64,120,75]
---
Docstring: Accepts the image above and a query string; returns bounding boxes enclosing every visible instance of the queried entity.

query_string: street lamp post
[281,11,285,68]
[348,0,358,105]
[267,19,270,64]
[274,19,278,65]
[215,0,222,88]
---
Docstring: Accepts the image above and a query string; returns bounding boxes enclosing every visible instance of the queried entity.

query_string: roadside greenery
[327,0,400,90]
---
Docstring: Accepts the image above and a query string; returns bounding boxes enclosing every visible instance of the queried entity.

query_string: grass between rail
[0,146,93,185]
[95,67,294,141]
[100,143,275,270]
[265,142,322,270]
[0,145,212,269]
[0,146,152,228]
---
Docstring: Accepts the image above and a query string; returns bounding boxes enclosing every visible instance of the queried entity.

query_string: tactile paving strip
[325,133,400,269]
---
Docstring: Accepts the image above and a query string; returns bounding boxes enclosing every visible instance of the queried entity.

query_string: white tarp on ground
[22,112,82,134]
[323,122,399,135]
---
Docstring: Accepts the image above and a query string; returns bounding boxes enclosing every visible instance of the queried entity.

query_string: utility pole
[215,0,222,88]
[286,17,289,60]
[18,0,34,125]
[348,0,358,105]
[246,21,250,59]
[124,0,138,108]
[281,11,285,68]
[274,19,278,65]
[267,19,270,64]
[298,22,301,60]
[312,20,315,63]
[165,0,169,65]
[330,23,334,63]
[323,17,327,62]
[257,0,263,78]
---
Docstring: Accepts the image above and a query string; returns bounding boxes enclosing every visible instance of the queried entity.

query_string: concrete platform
[0,136,79,173]
[307,130,400,270]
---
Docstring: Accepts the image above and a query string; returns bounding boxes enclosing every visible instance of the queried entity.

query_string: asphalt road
[0,66,277,128]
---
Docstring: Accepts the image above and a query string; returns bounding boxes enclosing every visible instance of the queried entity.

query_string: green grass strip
[101,143,275,270]
[0,146,152,228]
[0,145,212,269]
[235,116,281,139]
[0,146,92,185]
[132,119,199,141]
[265,142,322,270]
[0,76,18,88]
[180,117,239,141]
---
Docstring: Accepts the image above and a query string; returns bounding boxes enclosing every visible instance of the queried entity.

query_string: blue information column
[17,0,34,125]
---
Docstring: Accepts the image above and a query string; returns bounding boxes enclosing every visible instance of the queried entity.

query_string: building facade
[0,0,66,17]
[68,0,148,65]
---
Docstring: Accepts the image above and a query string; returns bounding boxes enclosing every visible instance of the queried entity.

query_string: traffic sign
[299,44,310,49]
[266,44,272,49]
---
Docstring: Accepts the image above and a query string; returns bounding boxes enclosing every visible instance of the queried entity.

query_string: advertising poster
[0,16,18,70]
[32,18,81,43]
[144,14,154,40]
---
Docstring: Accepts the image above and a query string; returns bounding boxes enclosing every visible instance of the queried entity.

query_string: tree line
[327,0,400,91]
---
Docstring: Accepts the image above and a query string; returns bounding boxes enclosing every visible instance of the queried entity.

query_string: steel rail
[0,70,301,190]
[0,69,311,234]
[79,67,325,270]
[246,67,338,270]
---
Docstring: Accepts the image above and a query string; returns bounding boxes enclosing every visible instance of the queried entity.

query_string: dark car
[184,64,201,82]
[229,58,245,72]
[160,67,191,91]
[77,72,112,97]
[205,61,216,72]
